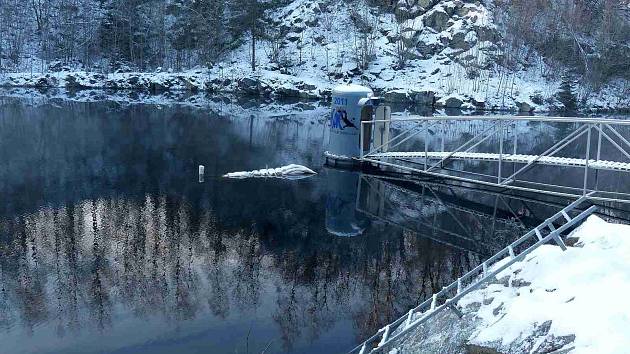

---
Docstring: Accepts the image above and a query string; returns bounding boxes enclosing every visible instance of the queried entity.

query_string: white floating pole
[199,165,205,183]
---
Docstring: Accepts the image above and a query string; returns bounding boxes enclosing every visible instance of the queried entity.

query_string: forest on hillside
[0,0,628,92]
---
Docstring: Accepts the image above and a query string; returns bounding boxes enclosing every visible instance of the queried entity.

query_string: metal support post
[498,120,504,183]
[583,124,592,196]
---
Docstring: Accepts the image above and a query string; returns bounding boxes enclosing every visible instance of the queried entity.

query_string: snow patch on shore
[460,215,630,354]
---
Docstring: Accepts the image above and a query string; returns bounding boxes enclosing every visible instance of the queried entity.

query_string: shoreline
[1,71,628,114]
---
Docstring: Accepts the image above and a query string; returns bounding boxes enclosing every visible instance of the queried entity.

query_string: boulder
[470,98,486,109]
[305,17,318,27]
[319,89,332,99]
[384,89,434,106]
[297,83,317,91]
[445,96,463,108]
[395,3,425,18]
[31,75,57,88]
[449,31,470,50]
[417,0,438,8]
[474,25,500,43]
[179,76,200,92]
[423,9,451,32]
[444,0,464,16]
[126,75,140,86]
[456,4,473,17]
[105,79,119,89]
[516,101,533,112]
[237,77,264,95]
[408,90,436,106]
[65,75,89,89]
[386,33,400,44]
[530,93,544,105]
[417,41,442,58]
[298,90,318,99]
[275,86,300,98]
[151,81,170,92]
[384,90,410,103]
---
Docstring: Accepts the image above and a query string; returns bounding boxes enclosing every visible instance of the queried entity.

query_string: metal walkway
[349,196,597,354]
[360,116,630,203]
[370,151,630,172]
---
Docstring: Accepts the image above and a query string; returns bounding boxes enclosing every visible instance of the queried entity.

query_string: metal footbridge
[349,196,597,354]
[359,115,630,204]
[343,114,630,353]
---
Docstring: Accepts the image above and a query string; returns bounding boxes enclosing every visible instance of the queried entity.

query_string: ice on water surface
[223,164,317,180]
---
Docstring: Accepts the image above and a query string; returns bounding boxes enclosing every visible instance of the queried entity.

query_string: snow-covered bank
[389,215,630,354]
[0,87,333,122]
[2,0,628,112]
[2,69,627,113]
[0,69,330,101]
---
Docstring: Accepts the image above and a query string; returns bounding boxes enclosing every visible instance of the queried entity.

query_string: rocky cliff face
[256,0,627,111]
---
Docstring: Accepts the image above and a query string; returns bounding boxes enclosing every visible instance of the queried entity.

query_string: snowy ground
[390,215,630,353]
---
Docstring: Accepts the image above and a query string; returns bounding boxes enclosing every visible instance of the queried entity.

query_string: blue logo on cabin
[330,109,357,130]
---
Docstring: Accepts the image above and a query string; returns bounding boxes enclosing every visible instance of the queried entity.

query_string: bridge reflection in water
[326,166,590,255]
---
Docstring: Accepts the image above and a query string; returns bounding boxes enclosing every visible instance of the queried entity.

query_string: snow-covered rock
[389,215,630,354]
[223,164,317,179]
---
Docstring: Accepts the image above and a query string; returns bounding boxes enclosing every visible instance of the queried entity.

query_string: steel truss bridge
[359,115,630,204]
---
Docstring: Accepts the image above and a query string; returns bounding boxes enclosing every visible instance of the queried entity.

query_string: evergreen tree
[557,78,578,111]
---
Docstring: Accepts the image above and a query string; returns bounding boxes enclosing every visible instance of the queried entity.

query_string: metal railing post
[424,120,429,171]
[583,124,592,196]
[498,120,504,183]
[501,124,590,185]
[360,120,365,159]
[513,121,518,182]
[596,123,602,191]
[441,120,445,152]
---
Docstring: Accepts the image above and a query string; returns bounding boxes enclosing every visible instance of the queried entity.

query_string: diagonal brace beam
[426,121,500,172]
[501,124,590,185]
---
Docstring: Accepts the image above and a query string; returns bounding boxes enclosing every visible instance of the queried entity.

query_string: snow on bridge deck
[368,151,630,172]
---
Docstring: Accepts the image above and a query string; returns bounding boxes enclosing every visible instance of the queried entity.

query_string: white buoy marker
[199,165,205,183]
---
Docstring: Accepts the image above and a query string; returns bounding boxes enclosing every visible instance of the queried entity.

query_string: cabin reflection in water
[325,169,367,237]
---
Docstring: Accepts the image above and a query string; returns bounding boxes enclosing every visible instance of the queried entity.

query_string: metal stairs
[349,196,597,354]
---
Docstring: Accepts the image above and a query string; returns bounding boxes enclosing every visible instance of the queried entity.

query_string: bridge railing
[359,115,630,204]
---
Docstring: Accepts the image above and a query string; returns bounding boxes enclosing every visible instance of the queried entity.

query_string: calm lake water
[0,92,628,354]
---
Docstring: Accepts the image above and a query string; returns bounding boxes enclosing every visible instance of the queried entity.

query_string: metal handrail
[359,115,630,203]
[363,115,630,125]
[349,196,597,354]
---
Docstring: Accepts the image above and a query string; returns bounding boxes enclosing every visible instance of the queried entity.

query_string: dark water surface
[0,95,628,354]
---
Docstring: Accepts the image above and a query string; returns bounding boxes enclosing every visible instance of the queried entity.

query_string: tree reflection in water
[0,195,478,352]
[0,96,493,353]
